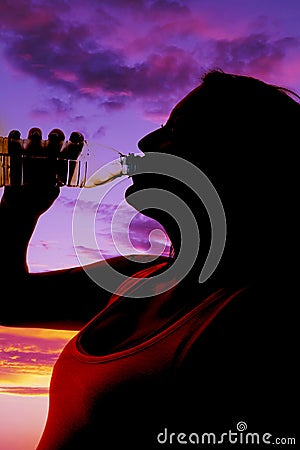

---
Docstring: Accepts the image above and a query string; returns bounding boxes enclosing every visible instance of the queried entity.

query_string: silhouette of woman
[0,70,298,448]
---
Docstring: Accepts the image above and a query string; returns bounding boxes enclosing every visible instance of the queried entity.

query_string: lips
[125,175,139,198]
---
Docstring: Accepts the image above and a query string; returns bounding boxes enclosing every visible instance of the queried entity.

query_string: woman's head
[126,69,300,285]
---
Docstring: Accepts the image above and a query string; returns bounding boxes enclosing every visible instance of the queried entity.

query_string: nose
[138,127,171,153]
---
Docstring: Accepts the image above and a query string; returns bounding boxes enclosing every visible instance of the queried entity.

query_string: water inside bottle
[0,135,88,187]
[84,146,143,188]
[0,135,142,188]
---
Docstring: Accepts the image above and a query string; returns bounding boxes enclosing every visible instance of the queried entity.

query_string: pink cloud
[0,0,299,128]
[0,2,56,30]
[0,386,49,396]
[0,328,76,377]
[52,70,78,83]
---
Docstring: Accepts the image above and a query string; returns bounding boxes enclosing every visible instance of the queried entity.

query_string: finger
[46,129,66,157]
[55,131,85,186]
[60,131,85,160]
[8,129,21,141]
[7,130,23,185]
[24,127,44,156]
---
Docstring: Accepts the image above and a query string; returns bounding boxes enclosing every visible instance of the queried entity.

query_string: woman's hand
[1,127,85,215]
[0,127,84,274]
[1,184,60,216]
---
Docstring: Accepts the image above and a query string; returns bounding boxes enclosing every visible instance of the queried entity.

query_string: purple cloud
[0,331,72,372]
[0,328,76,397]
[210,33,300,78]
[61,194,171,261]
[0,386,49,396]
[32,97,73,118]
[2,0,298,123]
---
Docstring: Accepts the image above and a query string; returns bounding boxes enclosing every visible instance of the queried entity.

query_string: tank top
[36,262,242,449]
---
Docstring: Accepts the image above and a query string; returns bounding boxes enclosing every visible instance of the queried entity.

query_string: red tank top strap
[107,261,169,306]
[172,287,245,373]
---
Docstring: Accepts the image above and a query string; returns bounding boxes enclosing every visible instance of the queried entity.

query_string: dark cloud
[1,1,299,121]
[94,125,106,138]
[0,386,49,396]
[0,0,197,118]
[0,331,70,355]
[0,331,71,376]
[57,195,99,211]
[32,96,72,119]
[0,349,58,368]
[210,33,300,76]
[49,97,72,113]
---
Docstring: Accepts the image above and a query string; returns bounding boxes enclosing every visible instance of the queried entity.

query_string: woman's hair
[178,68,300,152]
[172,69,300,286]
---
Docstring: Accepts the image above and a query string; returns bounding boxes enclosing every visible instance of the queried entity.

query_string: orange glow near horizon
[0,326,77,395]
[0,326,78,449]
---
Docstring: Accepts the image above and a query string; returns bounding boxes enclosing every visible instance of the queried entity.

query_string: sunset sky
[1,0,300,449]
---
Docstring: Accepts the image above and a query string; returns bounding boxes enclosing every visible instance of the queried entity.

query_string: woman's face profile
[125,85,203,220]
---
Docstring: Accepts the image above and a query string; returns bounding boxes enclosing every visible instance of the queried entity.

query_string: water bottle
[1,129,143,188]
[0,132,23,186]
[0,136,9,154]
[84,153,142,188]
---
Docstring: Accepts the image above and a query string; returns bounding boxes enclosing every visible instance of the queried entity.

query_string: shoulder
[172,286,297,430]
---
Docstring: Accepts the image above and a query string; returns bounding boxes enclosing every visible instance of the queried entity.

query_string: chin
[125,183,155,222]
[124,182,140,211]
[125,182,136,200]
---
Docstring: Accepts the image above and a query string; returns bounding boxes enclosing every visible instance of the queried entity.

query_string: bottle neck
[122,153,143,176]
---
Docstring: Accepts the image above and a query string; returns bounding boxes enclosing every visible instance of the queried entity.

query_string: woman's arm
[0,185,130,329]
[0,184,164,329]
[0,184,60,275]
